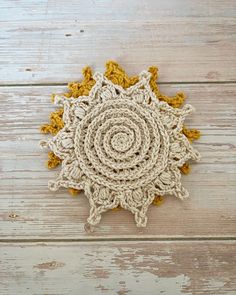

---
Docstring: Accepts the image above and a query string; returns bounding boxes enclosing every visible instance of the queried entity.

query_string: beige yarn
[40,71,200,227]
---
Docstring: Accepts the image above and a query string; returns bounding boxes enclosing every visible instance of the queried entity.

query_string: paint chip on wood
[33,261,65,270]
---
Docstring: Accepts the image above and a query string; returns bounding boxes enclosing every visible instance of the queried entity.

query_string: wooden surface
[1,1,236,84]
[0,1,236,294]
[1,241,236,295]
[1,84,236,239]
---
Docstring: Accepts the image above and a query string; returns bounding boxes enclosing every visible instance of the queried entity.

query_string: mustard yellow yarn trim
[152,195,164,206]
[148,66,186,108]
[41,108,64,136]
[47,151,61,169]
[66,67,96,98]
[104,61,139,88]
[183,126,201,142]
[179,163,191,175]
[68,188,82,197]
[111,205,123,211]
[40,61,200,204]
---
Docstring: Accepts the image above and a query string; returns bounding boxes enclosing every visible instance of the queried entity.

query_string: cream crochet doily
[40,71,200,227]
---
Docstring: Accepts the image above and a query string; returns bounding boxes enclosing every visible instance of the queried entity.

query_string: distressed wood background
[0,1,236,294]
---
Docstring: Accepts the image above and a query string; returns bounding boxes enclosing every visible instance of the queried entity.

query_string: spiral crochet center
[111,131,132,152]
[74,98,170,191]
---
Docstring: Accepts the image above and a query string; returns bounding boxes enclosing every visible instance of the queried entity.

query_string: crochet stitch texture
[40,63,200,227]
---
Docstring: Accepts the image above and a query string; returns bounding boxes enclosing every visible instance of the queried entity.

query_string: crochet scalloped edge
[40,61,200,207]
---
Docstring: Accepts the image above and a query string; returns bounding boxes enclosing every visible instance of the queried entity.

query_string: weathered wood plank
[1,0,236,21]
[0,84,235,238]
[1,241,235,294]
[0,1,235,84]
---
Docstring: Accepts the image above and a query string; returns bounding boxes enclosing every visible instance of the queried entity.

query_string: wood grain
[1,0,236,21]
[0,1,235,84]
[0,1,236,292]
[0,84,235,239]
[1,241,235,294]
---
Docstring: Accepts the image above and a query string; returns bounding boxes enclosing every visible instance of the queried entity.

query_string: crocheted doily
[40,62,200,227]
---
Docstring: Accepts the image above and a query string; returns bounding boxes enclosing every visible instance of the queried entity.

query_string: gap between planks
[0,81,236,87]
[1,237,236,243]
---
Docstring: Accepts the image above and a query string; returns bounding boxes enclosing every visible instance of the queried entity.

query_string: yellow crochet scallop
[104,61,139,88]
[47,152,61,169]
[179,163,191,175]
[41,108,64,135]
[68,188,81,197]
[40,61,200,203]
[152,195,164,206]
[183,126,201,142]
[66,67,96,98]
[112,205,123,211]
[148,66,186,108]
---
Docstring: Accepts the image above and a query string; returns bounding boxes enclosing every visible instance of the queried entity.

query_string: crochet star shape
[40,71,200,227]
